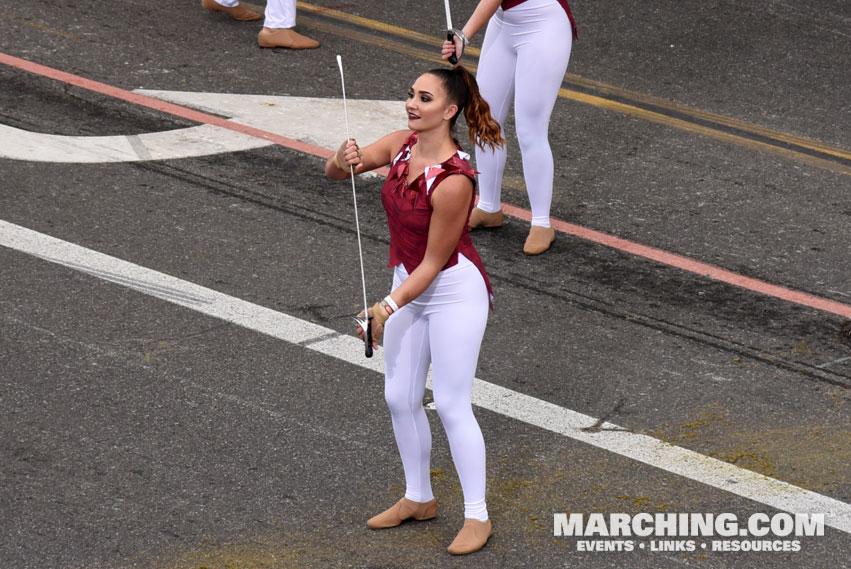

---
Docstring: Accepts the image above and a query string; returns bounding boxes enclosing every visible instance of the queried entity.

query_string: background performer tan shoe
[468,207,503,230]
[201,0,261,21]
[448,518,493,554]
[366,497,437,529]
[258,27,320,49]
[523,226,555,255]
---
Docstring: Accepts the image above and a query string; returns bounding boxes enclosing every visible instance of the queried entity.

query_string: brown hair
[427,66,505,151]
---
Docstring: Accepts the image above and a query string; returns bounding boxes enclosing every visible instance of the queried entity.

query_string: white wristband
[383,294,400,312]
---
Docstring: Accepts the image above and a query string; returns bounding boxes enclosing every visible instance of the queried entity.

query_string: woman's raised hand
[441,38,464,66]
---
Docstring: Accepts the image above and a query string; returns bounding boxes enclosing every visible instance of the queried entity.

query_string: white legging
[383,255,489,521]
[212,0,296,28]
[475,0,573,227]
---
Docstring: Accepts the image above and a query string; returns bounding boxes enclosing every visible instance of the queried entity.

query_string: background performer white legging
[476,0,572,229]
[383,255,490,521]
[444,0,573,254]
[202,0,319,49]
[206,0,294,26]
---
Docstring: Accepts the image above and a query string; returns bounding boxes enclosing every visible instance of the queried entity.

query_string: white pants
[383,255,490,520]
[475,0,573,227]
[213,0,296,28]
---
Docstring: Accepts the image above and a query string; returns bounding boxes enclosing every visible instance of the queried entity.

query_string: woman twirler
[325,66,504,555]
[442,0,577,255]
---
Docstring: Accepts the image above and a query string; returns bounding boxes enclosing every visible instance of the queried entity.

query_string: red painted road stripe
[2,52,849,320]
[501,204,851,318]
[0,53,335,158]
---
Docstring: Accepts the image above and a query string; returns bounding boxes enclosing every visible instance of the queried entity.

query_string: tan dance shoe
[201,0,261,21]
[366,497,437,529]
[468,207,504,230]
[447,518,493,555]
[258,27,320,49]
[523,226,555,255]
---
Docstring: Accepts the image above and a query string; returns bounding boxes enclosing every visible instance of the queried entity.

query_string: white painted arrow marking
[0,123,267,163]
[0,91,407,163]
[138,90,406,155]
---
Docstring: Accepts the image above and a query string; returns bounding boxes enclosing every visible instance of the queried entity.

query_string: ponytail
[427,66,505,151]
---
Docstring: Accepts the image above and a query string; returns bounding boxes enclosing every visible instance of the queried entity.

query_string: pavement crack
[582,399,629,433]
[493,269,851,389]
[298,331,343,347]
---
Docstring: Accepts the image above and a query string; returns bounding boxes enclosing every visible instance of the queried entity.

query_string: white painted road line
[137,90,407,156]
[1,218,849,535]
[0,93,406,163]
[0,122,269,163]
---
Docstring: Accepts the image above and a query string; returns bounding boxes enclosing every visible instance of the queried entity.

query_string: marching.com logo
[553,512,824,552]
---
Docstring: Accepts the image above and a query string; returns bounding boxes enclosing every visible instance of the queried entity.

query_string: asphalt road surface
[1,1,850,568]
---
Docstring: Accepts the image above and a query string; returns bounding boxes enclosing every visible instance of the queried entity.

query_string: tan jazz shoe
[367,497,437,529]
[468,207,504,230]
[447,518,493,555]
[523,226,555,255]
[201,0,261,21]
[258,27,320,49]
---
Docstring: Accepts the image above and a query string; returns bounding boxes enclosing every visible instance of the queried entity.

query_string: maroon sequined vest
[381,133,493,300]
